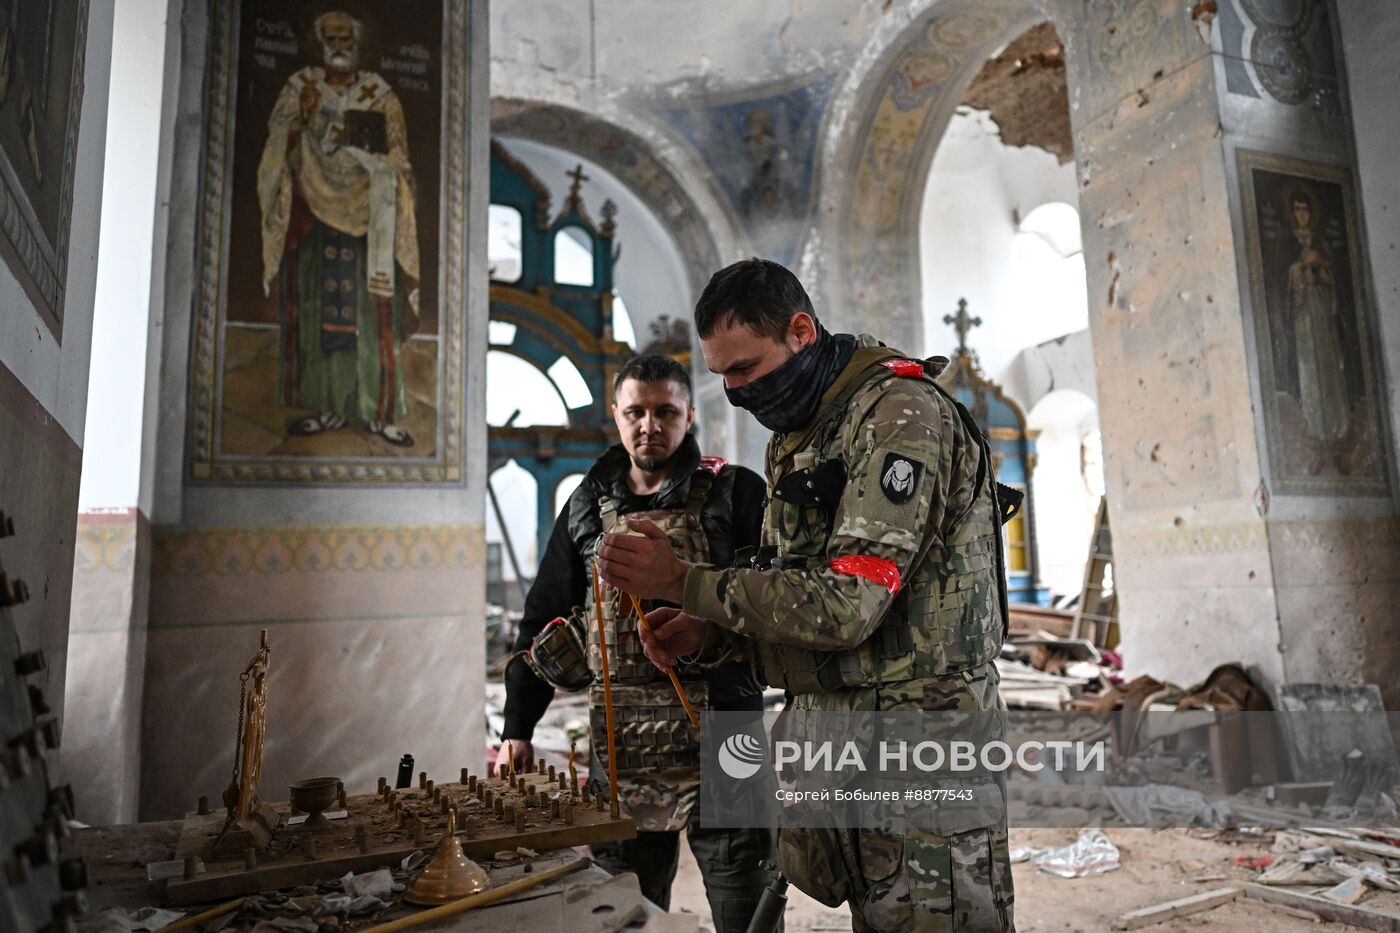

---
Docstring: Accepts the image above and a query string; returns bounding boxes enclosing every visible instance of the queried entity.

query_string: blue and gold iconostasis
[488,142,632,557]
[938,318,1050,606]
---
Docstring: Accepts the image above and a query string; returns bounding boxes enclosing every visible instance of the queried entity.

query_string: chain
[230,670,249,787]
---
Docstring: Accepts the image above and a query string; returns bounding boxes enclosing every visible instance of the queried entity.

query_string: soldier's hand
[598,519,688,603]
[639,607,705,673]
[494,739,534,776]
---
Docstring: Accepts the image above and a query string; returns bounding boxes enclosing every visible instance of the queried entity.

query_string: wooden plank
[166,819,635,906]
[1113,887,1241,929]
[164,782,635,906]
[1329,837,1400,861]
[1242,883,1400,932]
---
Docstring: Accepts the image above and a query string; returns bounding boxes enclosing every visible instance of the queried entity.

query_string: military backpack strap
[926,375,1013,645]
[684,461,720,521]
[597,492,622,535]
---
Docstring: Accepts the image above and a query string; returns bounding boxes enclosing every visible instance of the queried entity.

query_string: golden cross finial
[943,298,982,356]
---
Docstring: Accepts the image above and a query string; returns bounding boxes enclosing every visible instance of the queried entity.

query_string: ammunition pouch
[524,611,593,692]
[588,679,709,772]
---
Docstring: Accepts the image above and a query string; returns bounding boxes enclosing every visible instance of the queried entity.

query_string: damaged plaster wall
[488,0,1400,703]
[135,0,492,820]
[1060,0,1287,694]
[920,108,1082,372]
[0,1,115,794]
[1334,4,1400,495]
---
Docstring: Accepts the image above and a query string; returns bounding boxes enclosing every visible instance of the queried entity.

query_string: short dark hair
[1290,191,1313,210]
[612,353,691,400]
[693,258,816,341]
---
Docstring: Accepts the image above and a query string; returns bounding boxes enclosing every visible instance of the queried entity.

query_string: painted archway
[819,0,1058,351]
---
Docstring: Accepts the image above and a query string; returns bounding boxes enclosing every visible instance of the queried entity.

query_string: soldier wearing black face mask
[724,322,858,434]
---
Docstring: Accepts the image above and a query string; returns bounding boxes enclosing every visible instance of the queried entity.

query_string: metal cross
[566,164,590,204]
[943,298,981,355]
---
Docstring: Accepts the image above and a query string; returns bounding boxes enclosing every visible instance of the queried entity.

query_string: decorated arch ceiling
[824,0,1052,349]
[493,1,1076,355]
[491,99,725,298]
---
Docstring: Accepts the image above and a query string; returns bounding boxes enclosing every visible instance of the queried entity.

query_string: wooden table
[64,820,691,931]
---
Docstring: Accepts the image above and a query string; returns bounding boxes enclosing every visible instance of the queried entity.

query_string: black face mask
[725,326,856,433]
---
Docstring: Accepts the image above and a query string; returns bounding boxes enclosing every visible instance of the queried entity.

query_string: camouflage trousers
[779,823,1014,932]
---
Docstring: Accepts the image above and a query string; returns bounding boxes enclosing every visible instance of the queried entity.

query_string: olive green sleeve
[680,380,944,651]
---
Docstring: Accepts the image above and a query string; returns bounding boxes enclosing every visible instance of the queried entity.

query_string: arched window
[488,204,523,283]
[612,292,637,349]
[486,350,568,427]
[487,459,539,578]
[1017,202,1082,258]
[1027,389,1101,600]
[554,473,585,518]
[554,227,594,286]
[546,355,594,409]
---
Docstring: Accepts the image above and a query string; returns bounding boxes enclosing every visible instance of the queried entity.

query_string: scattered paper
[1016,829,1121,878]
[127,907,187,931]
[1320,876,1366,905]
[319,893,391,916]
[341,867,397,899]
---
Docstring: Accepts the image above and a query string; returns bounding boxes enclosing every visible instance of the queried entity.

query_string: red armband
[829,556,902,594]
[880,359,925,378]
[698,455,728,475]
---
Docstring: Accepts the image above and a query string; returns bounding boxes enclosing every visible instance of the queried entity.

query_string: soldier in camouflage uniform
[499,354,774,932]
[599,260,1015,932]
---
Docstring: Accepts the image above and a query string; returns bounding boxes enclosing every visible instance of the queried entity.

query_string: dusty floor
[668,826,1400,931]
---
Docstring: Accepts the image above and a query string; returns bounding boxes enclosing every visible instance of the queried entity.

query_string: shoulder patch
[880,359,925,378]
[879,452,924,505]
[698,455,728,475]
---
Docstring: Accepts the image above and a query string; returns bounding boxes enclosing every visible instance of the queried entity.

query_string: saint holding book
[257,10,421,447]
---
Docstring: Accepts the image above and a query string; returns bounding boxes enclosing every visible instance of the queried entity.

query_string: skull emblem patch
[879,452,923,505]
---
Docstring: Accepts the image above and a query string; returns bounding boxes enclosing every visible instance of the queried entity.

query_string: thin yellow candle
[591,561,621,820]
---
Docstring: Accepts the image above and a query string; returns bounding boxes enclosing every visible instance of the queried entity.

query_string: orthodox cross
[566,164,589,207]
[943,298,982,357]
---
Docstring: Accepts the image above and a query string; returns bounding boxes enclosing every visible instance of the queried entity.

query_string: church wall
[64,0,176,826]
[66,509,151,824]
[1335,2,1400,495]
[0,0,115,779]
[1212,0,1400,702]
[479,2,1399,704]
[1061,1,1287,692]
[1056,0,1400,704]
[137,0,491,821]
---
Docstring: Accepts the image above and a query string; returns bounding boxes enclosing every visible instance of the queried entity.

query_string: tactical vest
[566,458,731,831]
[753,347,1014,696]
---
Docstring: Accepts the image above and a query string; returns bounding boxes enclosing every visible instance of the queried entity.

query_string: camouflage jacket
[681,335,1008,713]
